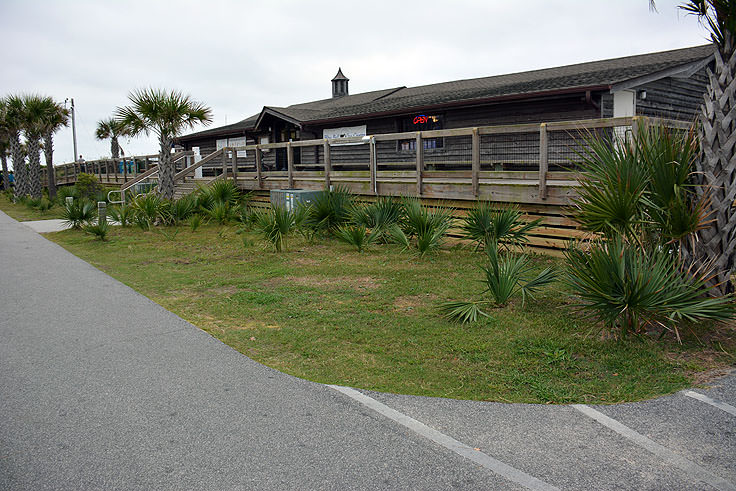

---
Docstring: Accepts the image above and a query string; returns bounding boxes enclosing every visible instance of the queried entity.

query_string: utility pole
[66,98,79,161]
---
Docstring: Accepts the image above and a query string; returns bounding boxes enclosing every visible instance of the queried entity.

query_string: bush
[129,193,167,230]
[189,213,202,232]
[439,242,556,323]
[461,202,540,251]
[83,222,109,241]
[75,173,103,199]
[167,195,197,224]
[56,185,80,205]
[565,238,736,338]
[335,224,376,253]
[108,205,133,227]
[62,198,97,229]
[390,198,454,256]
[351,197,402,242]
[304,186,355,233]
[254,205,296,252]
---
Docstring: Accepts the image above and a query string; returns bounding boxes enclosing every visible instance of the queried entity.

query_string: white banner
[323,125,366,146]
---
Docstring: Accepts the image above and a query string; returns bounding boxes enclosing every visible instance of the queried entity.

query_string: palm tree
[95,118,128,159]
[40,100,70,200]
[3,96,27,199]
[21,95,52,200]
[0,100,11,191]
[674,1,736,295]
[114,88,212,200]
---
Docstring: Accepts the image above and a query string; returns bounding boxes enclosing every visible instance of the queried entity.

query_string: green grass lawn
[45,223,736,404]
[0,192,65,221]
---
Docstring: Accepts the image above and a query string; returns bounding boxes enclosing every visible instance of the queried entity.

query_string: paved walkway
[1,211,734,490]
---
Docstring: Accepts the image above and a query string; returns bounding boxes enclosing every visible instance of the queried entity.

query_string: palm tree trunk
[43,131,57,200]
[10,134,26,199]
[1,153,9,191]
[692,33,736,295]
[158,137,174,200]
[27,136,42,199]
[111,138,120,160]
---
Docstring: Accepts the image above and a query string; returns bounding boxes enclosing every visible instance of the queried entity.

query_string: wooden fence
[49,116,691,253]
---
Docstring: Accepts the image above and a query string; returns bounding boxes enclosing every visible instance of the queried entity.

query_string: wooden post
[113,158,118,183]
[369,136,377,195]
[144,157,149,174]
[221,148,228,177]
[255,146,263,188]
[287,142,294,188]
[231,148,238,180]
[471,127,480,197]
[415,132,423,196]
[539,123,548,200]
[123,157,128,183]
[323,140,332,189]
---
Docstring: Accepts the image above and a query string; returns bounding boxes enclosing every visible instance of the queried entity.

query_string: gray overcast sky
[0,0,708,167]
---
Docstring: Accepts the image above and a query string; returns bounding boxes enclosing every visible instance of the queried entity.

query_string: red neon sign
[413,114,439,125]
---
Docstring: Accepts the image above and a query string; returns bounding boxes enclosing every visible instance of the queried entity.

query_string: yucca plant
[335,224,376,252]
[129,193,167,229]
[205,201,237,225]
[61,198,97,229]
[305,185,355,233]
[108,205,133,227]
[189,213,202,232]
[461,202,540,251]
[440,241,557,323]
[254,205,296,252]
[565,237,736,338]
[83,221,109,241]
[351,197,403,242]
[167,194,197,224]
[391,198,454,256]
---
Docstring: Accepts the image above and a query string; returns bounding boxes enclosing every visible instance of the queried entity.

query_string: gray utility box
[270,189,323,211]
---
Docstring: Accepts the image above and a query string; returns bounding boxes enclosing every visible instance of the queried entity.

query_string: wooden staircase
[171,148,227,200]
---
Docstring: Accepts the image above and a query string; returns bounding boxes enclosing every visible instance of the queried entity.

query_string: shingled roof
[179,44,713,141]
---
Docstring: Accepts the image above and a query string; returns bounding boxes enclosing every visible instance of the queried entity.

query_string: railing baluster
[323,140,331,190]
[538,123,548,200]
[255,146,263,189]
[472,127,480,197]
[415,131,423,196]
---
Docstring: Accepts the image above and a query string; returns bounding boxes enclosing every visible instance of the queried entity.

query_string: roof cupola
[331,68,349,98]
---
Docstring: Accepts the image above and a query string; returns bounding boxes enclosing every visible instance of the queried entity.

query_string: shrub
[565,238,736,338]
[189,213,202,232]
[167,195,197,224]
[61,198,97,229]
[305,186,355,233]
[391,198,454,256]
[108,205,133,227]
[75,173,103,199]
[461,202,540,251]
[129,193,168,230]
[351,197,402,242]
[198,180,240,208]
[254,205,295,252]
[204,201,237,225]
[335,224,376,253]
[83,222,109,241]
[55,185,79,205]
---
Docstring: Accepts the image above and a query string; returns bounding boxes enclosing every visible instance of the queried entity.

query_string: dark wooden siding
[634,66,709,121]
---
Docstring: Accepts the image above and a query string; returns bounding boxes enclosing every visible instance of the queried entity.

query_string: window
[399,114,444,151]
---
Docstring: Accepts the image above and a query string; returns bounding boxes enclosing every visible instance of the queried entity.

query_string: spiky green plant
[189,213,202,232]
[440,242,557,323]
[129,193,167,229]
[351,197,403,241]
[199,180,240,208]
[167,194,197,224]
[335,224,376,252]
[108,205,133,227]
[566,237,736,338]
[205,201,236,225]
[61,198,97,229]
[305,185,355,233]
[461,202,540,251]
[83,221,109,241]
[254,205,296,252]
[392,198,454,256]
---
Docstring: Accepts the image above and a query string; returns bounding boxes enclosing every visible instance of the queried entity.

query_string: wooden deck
[46,116,690,253]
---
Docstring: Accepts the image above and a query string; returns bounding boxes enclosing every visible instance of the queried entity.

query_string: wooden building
[176,44,713,174]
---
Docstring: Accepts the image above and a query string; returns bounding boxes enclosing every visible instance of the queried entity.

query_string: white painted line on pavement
[682,390,736,418]
[329,384,559,491]
[572,404,736,491]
